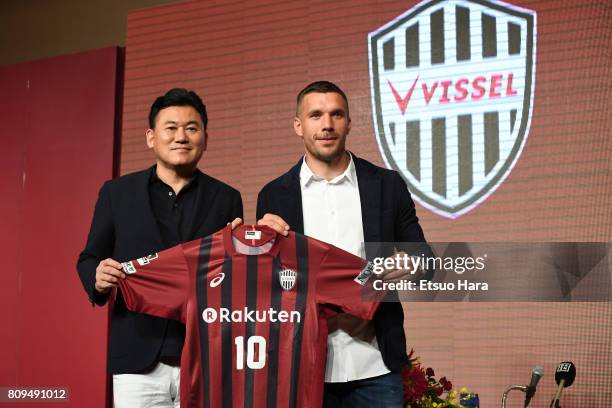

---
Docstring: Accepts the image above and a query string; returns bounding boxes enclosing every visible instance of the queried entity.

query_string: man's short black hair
[296,81,349,117]
[148,88,208,129]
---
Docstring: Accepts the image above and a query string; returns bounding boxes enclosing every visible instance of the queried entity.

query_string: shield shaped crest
[279,269,297,291]
[368,0,536,218]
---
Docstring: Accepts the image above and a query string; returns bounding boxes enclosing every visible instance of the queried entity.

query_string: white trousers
[113,362,180,408]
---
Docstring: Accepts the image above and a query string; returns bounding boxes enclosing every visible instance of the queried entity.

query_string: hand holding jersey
[229,217,243,230]
[94,258,126,294]
[257,212,290,236]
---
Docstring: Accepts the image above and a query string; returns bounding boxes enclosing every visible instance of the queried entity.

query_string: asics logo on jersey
[209,273,225,288]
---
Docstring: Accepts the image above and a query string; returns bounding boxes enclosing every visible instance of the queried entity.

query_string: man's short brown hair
[296,81,349,117]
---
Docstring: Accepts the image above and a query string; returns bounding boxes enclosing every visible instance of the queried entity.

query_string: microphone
[550,362,576,408]
[524,365,544,407]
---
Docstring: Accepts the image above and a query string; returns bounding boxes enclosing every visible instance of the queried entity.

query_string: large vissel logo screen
[369,0,536,218]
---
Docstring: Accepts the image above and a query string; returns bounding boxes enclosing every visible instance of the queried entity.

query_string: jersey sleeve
[314,240,386,320]
[117,243,190,322]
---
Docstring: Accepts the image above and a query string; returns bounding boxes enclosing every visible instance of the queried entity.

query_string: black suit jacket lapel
[354,156,381,244]
[281,158,305,234]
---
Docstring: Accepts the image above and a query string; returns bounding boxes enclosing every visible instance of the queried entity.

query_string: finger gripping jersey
[118,224,384,408]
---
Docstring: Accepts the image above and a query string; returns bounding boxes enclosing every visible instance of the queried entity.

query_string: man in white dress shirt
[257,81,429,407]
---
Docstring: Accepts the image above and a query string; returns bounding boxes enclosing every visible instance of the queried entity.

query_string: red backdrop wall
[0,47,121,407]
[119,1,611,406]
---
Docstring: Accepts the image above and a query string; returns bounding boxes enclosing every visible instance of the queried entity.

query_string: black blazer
[256,154,427,372]
[77,166,243,374]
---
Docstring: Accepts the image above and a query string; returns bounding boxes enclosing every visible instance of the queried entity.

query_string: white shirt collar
[300,152,357,188]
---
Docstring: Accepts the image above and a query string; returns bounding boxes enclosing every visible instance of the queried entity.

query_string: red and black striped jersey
[118,224,383,408]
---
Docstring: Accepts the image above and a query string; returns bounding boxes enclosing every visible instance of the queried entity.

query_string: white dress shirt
[300,153,390,382]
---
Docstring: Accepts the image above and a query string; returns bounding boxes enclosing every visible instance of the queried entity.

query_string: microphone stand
[501,385,527,408]
[550,379,565,408]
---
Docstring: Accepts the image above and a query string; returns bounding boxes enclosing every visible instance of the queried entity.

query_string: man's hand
[95,258,126,294]
[229,217,243,230]
[380,251,417,283]
[257,213,290,236]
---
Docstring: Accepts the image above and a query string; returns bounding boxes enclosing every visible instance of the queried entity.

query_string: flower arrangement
[402,349,479,408]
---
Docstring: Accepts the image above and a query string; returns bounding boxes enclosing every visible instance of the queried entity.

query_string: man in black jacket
[257,81,428,407]
[77,88,242,407]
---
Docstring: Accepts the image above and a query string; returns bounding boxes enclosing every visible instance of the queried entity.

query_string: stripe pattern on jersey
[195,232,309,408]
[196,235,214,408]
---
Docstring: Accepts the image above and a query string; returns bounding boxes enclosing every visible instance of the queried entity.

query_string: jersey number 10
[234,336,266,370]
